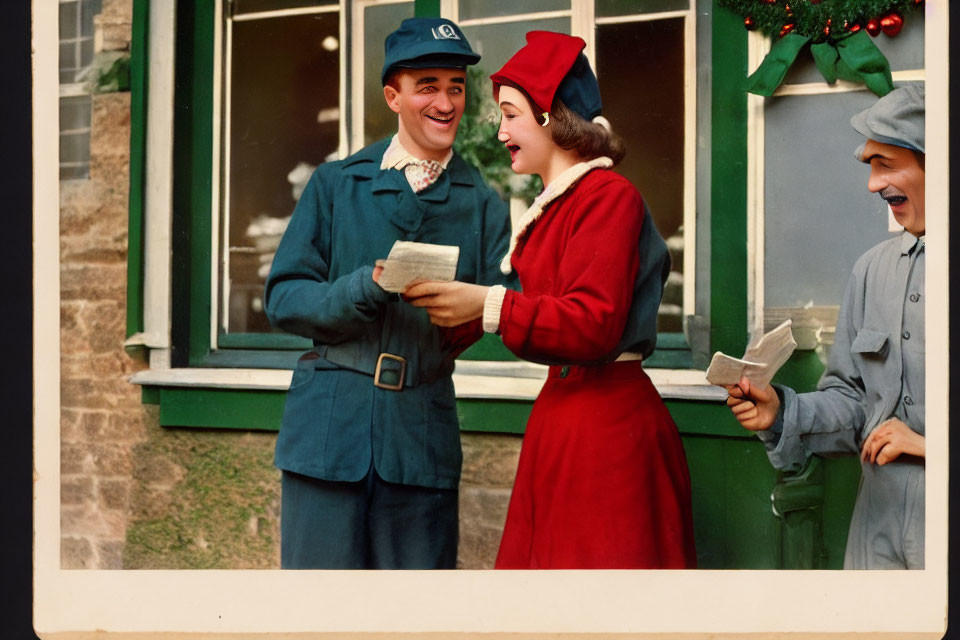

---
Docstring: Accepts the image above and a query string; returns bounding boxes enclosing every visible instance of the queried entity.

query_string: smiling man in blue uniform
[726,84,926,569]
[264,17,513,569]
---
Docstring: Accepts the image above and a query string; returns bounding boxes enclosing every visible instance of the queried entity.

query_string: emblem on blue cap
[431,24,461,40]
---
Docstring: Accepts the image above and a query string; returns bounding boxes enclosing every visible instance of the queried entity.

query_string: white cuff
[482,285,507,333]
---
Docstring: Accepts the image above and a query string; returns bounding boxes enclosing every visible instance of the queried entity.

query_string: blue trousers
[280,468,458,569]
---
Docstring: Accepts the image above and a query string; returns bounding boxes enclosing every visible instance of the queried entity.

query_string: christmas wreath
[717,0,923,96]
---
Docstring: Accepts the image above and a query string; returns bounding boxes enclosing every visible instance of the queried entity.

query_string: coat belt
[314,343,429,388]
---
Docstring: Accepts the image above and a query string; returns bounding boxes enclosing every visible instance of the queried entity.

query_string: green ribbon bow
[746,30,894,97]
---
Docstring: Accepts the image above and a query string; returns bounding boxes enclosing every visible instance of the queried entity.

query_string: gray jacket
[759,231,925,569]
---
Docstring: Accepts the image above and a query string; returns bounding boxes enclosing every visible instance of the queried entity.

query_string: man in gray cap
[725,84,926,569]
[264,17,513,569]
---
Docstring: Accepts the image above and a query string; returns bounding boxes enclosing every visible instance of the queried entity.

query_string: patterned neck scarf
[403,159,445,193]
[380,135,452,193]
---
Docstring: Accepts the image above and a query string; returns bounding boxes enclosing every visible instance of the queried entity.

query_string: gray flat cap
[852,84,924,161]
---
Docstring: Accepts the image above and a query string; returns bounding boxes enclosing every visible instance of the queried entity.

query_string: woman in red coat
[404,31,696,569]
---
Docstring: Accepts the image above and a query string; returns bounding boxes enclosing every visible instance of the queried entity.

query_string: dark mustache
[880,187,907,202]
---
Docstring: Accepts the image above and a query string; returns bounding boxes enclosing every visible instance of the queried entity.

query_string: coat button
[904,396,914,406]
[560,366,570,378]
[910,293,920,302]
[902,331,911,340]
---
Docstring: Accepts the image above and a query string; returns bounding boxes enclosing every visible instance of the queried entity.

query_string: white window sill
[128,360,727,402]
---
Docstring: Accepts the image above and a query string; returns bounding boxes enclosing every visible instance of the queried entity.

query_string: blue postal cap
[852,84,925,162]
[381,18,480,86]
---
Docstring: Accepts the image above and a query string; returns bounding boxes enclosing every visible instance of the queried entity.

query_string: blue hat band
[555,53,603,121]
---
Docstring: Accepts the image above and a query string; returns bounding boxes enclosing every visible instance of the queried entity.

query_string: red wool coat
[494,162,697,569]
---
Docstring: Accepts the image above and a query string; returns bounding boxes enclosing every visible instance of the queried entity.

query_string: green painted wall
[144,383,855,569]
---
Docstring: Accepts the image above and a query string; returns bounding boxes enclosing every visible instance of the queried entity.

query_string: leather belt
[314,344,419,391]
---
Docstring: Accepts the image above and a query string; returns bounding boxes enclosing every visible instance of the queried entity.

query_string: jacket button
[904,396,914,406]
[910,293,920,302]
[902,331,911,340]
[560,366,570,378]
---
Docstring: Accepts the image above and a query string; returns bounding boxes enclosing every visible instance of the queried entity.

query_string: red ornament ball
[810,0,821,3]
[845,20,862,33]
[866,17,881,36]
[823,18,832,37]
[881,10,904,37]
[744,16,756,30]
[779,23,796,37]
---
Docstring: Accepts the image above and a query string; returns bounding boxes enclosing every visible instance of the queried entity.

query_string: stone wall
[59,0,141,569]
[458,433,521,569]
[60,76,147,569]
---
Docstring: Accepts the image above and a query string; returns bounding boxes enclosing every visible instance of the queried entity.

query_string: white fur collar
[500,157,613,274]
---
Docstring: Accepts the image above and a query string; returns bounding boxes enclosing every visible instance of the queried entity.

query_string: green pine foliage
[717,0,920,43]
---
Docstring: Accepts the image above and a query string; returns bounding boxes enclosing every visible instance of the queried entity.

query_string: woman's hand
[403,281,489,327]
[725,377,780,432]
[860,418,925,465]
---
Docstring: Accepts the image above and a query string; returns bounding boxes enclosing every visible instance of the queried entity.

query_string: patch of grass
[124,426,281,569]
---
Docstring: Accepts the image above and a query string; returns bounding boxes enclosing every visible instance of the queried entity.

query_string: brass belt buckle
[373,353,406,391]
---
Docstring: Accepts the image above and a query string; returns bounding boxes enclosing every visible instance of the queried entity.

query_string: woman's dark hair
[496,80,626,166]
[548,98,626,166]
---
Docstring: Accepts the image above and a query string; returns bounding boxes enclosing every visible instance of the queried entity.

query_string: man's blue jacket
[264,138,513,490]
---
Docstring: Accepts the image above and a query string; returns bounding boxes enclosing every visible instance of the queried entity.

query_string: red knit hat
[490,31,602,120]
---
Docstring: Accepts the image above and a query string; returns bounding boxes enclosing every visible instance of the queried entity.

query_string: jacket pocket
[287,351,321,391]
[275,358,340,476]
[851,329,889,356]
[850,329,890,400]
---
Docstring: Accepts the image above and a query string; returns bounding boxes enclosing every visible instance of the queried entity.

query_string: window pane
[363,2,415,146]
[60,41,78,75]
[60,1,79,40]
[233,0,338,15]
[80,37,95,69]
[60,130,91,166]
[596,0,688,18]
[60,94,92,132]
[60,163,90,181]
[80,0,102,36]
[596,17,685,331]
[457,0,568,21]
[461,17,570,80]
[225,11,341,334]
[763,91,900,333]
